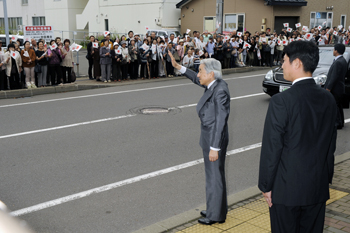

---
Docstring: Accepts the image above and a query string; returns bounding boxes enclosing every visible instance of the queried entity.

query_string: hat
[164,35,168,39]
[134,33,140,36]
[120,41,126,45]
[179,39,184,43]
[209,36,214,39]
[113,42,119,46]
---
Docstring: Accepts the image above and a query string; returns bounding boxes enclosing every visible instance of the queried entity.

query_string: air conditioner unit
[156,18,162,26]
[261,25,266,32]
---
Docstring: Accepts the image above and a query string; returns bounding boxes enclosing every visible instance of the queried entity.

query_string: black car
[262,46,350,99]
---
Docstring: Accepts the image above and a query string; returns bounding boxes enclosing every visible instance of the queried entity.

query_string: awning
[264,0,307,6]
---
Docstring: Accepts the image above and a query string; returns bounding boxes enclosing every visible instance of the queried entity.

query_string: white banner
[23,26,54,43]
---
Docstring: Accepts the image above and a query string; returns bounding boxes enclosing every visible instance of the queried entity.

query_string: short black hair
[64,39,70,45]
[89,35,95,39]
[7,43,15,50]
[334,44,345,55]
[128,31,133,35]
[50,40,55,45]
[283,41,319,74]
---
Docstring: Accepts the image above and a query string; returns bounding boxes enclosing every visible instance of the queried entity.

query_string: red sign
[25,26,52,31]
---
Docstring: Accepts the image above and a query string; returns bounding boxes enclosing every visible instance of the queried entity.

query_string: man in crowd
[101,32,113,49]
[324,44,347,129]
[31,38,38,51]
[259,41,337,233]
[87,35,95,80]
[202,30,210,43]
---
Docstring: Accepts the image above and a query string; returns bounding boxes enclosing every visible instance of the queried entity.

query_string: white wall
[76,0,180,36]
[0,0,45,28]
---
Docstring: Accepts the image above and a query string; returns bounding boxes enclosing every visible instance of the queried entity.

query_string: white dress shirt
[292,77,313,85]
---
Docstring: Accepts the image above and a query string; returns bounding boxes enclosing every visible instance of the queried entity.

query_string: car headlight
[313,74,327,85]
[265,70,274,81]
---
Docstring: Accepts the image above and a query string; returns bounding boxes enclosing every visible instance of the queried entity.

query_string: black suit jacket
[324,56,347,98]
[258,79,337,206]
[184,69,230,150]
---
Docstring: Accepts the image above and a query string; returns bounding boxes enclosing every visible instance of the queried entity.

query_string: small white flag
[295,23,301,28]
[50,43,57,50]
[23,51,30,57]
[199,50,204,56]
[145,26,150,31]
[287,27,293,33]
[302,26,308,32]
[93,42,98,48]
[283,23,289,28]
[304,33,313,40]
[318,25,323,30]
[186,29,191,34]
[237,32,242,37]
[104,31,110,37]
[333,31,338,36]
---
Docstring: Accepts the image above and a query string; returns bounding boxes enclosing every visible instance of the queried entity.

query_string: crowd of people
[86,25,350,82]
[0,37,74,91]
[0,24,349,91]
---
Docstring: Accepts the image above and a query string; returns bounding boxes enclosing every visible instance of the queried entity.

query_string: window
[32,17,45,26]
[105,19,109,31]
[224,14,245,33]
[310,12,332,29]
[204,17,216,33]
[0,17,22,30]
[22,0,28,5]
[341,15,346,28]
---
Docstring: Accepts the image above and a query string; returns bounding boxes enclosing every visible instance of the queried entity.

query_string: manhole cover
[127,106,181,115]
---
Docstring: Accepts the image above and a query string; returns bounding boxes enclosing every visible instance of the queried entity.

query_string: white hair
[200,58,222,79]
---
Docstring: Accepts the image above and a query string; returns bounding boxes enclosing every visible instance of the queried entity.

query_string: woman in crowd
[139,39,150,80]
[47,40,63,85]
[242,35,249,65]
[111,43,122,82]
[4,43,22,90]
[61,39,74,84]
[21,41,37,88]
[164,42,175,77]
[120,35,126,43]
[247,39,255,67]
[100,40,112,82]
[128,39,139,80]
[196,36,207,51]
[150,39,159,79]
[158,40,166,77]
[35,41,49,87]
[92,38,102,81]
[0,41,6,91]
[120,41,130,81]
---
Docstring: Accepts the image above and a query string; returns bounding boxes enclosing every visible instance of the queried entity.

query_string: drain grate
[127,106,181,115]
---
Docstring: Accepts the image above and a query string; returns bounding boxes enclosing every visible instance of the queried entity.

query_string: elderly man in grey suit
[169,52,231,225]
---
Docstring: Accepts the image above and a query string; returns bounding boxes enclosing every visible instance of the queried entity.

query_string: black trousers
[270,202,326,233]
[150,60,158,78]
[129,61,139,80]
[166,61,174,76]
[49,64,63,85]
[121,63,128,80]
[61,66,72,83]
[0,69,6,90]
[112,63,121,81]
[88,58,94,79]
[140,63,149,78]
[334,94,345,128]
[264,51,271,66]
[8,73,21,90]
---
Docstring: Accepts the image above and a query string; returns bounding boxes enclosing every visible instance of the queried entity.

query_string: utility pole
[3,0,10,46]
[216,0,224,34]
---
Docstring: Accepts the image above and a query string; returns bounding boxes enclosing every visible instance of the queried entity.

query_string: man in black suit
[168,52,231,225]
[324,44,347,129]
[259,41,337,233]
[86,35,95,80]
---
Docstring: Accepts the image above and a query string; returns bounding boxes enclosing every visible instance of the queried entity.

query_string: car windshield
[318,50,349,66]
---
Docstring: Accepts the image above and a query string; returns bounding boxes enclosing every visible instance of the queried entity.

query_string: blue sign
[316,12,321,19]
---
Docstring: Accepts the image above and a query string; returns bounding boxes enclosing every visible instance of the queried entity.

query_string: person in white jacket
[182,48,194,69]
[4,43,22,89]
[268,38,275,67]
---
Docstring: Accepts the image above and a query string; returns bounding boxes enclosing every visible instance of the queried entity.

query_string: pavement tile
[226,222,269,233]
[326,226,348,233]
[181,224,224,233]
[212,217,244,230]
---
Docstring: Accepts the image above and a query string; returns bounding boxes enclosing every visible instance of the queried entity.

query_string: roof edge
[176,0,193,9]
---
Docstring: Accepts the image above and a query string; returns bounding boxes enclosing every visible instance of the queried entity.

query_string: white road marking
[0,93,266,139]
[345,118,350,124]
[10,143,262,217]
[0,114,136,139]
[0,74,265,108]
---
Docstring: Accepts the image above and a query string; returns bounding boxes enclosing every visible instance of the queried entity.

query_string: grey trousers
[202,147,228,221]
[101,64,111,81]
[37,65,48,86]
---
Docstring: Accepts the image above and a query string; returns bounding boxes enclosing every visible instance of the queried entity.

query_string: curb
[133,151,350,233]
[0,67,272,100]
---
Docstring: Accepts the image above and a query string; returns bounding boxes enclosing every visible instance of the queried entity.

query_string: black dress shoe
[198,218,225,225]
[200,210,206,217]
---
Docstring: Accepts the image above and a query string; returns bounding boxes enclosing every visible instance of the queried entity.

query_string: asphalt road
[0,70,349,233]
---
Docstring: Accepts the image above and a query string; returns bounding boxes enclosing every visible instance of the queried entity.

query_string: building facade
[176,0,350,35]
[76,0,181,35]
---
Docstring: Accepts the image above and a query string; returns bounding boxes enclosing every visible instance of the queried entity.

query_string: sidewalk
[0,66,272,99]
[134,152,350,233]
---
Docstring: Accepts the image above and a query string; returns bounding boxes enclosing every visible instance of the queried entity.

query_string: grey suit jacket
[183,69,231,150]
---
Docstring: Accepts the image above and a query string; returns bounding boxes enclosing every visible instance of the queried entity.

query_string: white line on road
[0,74,265,108]
[0,92,265,139]
[0,114,136,139]
[10,143,262,217]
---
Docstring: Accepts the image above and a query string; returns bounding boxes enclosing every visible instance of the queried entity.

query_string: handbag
[34,63,42,73]
[173,50,181,62]
[71,70,76,82]
[231,49,237,55]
